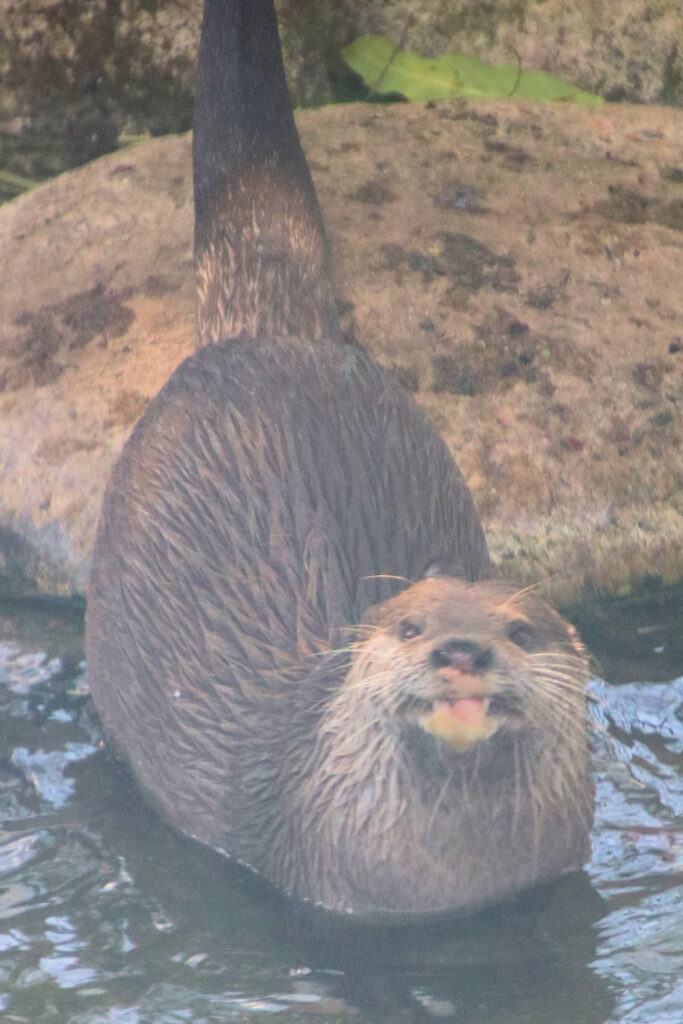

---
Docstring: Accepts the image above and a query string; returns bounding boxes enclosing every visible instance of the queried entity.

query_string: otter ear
[360,602,382,626]
[423,561,444,579]
[566,621,587,656]
[422,557,459,579]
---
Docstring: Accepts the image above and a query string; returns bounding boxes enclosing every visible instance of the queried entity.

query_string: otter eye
[506,620,534,650]
[399,619,422,641]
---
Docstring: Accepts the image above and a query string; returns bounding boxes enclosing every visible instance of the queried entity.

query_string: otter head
[351,576,588,755]
[294,576,591,913]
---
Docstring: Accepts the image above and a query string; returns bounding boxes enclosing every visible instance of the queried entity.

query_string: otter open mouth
[420,694,500,750]
[399,689,524,751]
[400,690,523,718]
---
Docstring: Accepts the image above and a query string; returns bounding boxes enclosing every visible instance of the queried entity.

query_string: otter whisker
[526,661,588,679]
[528,649,587,662]
[528,695,588,739]
[496,580,545,613]
[360,574,417,586]
[527,666,588,690]
[529,677,587,697]
[527,680,586,700]
[527,684,585,716]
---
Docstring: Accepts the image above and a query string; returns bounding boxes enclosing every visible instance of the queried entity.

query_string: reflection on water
[0,586,681,1024]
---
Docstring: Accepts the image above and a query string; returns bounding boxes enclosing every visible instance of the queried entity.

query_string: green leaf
[343,36,462,101]
[342,36,604,106]
[510,68,603,104]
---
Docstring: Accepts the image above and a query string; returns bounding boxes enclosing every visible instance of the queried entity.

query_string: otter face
[354,577,588,753]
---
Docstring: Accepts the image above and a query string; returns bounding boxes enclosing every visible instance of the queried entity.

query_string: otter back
[86,336,489,872]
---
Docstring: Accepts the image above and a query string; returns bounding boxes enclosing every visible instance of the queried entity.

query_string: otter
[85,0,593,917]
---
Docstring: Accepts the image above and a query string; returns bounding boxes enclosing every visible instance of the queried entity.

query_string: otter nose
[430,639,493,673]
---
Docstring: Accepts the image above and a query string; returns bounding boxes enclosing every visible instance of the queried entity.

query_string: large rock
[1,1,681,186]
[1,99,681,602]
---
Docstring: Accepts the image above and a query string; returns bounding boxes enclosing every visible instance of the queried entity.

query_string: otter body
[87,337,591,916]
[86,0,593,917]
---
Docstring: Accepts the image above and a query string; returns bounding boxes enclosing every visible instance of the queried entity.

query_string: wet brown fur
[195,167,338,347]
[86,335,593,916]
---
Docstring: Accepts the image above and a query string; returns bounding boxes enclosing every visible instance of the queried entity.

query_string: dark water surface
[1,585,682,1024]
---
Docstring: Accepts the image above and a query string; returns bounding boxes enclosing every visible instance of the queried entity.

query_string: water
[0,586,681,1024]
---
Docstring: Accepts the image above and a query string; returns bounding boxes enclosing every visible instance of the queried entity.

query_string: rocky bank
[0,98,681,602]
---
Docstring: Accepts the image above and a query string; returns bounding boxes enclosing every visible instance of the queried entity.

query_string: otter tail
[193,0,340,347]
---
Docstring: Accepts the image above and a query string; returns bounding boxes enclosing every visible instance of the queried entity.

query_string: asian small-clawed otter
[86,0,593,917]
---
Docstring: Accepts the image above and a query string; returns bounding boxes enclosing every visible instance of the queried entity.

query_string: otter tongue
[449,696,488,722]
[421,696,498,751]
